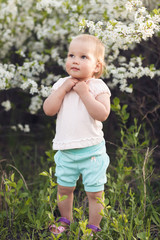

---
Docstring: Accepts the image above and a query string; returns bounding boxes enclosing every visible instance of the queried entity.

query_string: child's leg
[86,190,104,228]
[57,184,75,222]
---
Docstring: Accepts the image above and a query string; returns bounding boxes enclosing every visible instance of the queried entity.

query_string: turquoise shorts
[54,140,110,192]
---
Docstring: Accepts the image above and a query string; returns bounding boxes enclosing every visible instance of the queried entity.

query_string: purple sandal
[49,217,70,235]
[87,224,101,232]
[87,224,101,237]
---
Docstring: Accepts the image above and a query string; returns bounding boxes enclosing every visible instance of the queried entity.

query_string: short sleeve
[89,79,111,97]
[52,77,69,91]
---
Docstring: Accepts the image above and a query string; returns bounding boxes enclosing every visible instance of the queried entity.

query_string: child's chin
[71,74,80,79]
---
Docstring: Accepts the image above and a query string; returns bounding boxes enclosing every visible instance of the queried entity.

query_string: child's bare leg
[57,184,75,222]
[86,191,104,228]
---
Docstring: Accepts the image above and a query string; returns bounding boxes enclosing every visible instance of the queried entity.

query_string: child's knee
[86,191,103,200]
[58,184,75,196]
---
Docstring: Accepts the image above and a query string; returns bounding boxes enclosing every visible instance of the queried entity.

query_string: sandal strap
[87,224,101,232]
[57,217,70,226]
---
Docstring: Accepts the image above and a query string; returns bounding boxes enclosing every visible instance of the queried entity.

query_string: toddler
[43,34,111,235]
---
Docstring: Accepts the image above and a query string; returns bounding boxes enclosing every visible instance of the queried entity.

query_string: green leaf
[46,211,54,221]
[51,181,57,187]
[25,197,32,206]
[123,113,130,120]
[40,171,49,177]
[58,194,68,202]
[49,167,52,176]
[0,191,4,196]
[11,173,15,182]
[5,180,16,188]
[137,232,147,239]
[135,217,143,225]
[74,208,80,213]
[104,198,109,205]
[113,97,120,106]
[20,207,28,214]
[109,20,118,27]
[153,9,158,15]
[151,206,160,225]
[27,208,34,223]
[17,179,23,191]
[99,209,104,216]
[149,64,155,71]
[20,192,28,198]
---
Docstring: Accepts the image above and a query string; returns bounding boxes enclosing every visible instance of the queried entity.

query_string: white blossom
[29,96,43,114]
[17,124,24,131]
[0,64,15,89]
[23,124,30,133]
[1,100,12,111]
[11,125,17,131]
[11,124,30,132]
[40,85,51,97]
[17,124,30,132]
[21,79,39,94]
[36,0,63,12]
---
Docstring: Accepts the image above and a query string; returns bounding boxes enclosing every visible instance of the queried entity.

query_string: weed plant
[0,98,159,239]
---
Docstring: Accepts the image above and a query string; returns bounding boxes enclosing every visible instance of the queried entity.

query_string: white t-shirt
[52,76,111,150]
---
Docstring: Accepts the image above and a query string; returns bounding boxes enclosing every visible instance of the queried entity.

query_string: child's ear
[95,61,101,73]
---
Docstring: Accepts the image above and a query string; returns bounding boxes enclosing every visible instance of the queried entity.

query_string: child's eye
[69,54,74,58]
[81,55,87,59]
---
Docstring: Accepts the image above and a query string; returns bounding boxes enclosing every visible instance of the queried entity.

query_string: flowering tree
[0,0,160,132]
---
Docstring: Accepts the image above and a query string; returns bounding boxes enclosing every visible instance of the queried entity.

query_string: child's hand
[62,78,78,93]
[73,81,89,97]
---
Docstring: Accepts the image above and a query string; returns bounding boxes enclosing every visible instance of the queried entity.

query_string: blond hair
[71,34,105,78]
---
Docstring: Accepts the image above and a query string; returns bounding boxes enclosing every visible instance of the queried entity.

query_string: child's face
[65,39,100,81]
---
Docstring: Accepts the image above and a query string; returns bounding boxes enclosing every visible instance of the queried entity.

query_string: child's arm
[73,81,110,121]
[43,78,78,116]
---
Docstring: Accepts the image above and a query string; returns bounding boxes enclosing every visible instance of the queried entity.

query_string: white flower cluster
[36,0,64,12]
[17,61,45,78]
[11,124,30,133]
[29,96,43,115]
[80,3,160,48]
[125,0,143,12]
[0,64,15,90]
[78,0,160,91]
[0,0,35,58]
[20,79,51,98]
[107,56,160,93]
[21,79,38,95]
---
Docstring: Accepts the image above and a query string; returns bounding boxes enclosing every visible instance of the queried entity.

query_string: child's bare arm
[43,78,78,116]
[73,81,110,121]
[43,86,66,116]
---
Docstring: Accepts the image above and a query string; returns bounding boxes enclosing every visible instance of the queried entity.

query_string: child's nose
[73,57,79,64]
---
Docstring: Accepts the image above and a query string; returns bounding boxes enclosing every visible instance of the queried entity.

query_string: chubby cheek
[65,61,70,74]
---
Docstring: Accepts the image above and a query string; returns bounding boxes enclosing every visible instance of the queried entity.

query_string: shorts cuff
[57,180,76,188]
[84,185,104,192]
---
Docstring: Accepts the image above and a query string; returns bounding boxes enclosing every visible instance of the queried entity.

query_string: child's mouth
[71,67,79,71]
